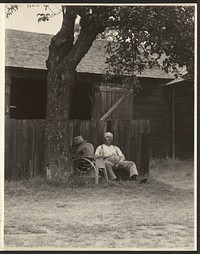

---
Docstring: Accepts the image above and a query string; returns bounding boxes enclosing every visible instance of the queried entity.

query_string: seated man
[95,132,147,183]
[72,136,94,157]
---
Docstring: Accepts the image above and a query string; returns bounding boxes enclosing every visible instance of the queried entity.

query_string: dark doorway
[70,82,93,120]
[10,77,47,119]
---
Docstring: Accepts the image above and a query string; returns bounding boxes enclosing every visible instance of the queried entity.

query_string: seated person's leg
[121,161,139,179]
[105,161,118,181]
[113,166,129,180]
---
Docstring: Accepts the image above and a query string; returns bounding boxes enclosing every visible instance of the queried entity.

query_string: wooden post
[138,120,150,177]
[172,88,175,160]
[139,133,150,177]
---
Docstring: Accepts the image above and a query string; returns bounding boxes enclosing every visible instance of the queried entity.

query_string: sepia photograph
[2,3,197,250]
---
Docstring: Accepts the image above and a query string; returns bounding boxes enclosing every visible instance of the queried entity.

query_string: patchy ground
[4,159,195,250]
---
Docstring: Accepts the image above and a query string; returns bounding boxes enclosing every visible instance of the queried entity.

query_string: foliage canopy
[6,5,195,81]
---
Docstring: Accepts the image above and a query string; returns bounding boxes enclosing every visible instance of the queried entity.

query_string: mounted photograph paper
[2,3,197,251]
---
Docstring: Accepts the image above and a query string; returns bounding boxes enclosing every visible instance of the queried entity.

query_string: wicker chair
[72,142,108,184]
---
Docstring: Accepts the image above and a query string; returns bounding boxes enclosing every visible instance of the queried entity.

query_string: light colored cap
[104,132,113,140]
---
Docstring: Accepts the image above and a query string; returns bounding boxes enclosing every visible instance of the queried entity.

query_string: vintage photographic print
[1,3,197,251]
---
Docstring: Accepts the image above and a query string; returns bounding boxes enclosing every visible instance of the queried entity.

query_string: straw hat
[72,136,85,146]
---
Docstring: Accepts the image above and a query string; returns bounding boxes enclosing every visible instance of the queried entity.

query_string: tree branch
[64,24,100,69]
[58,8,111,71]
[46,6,79,71]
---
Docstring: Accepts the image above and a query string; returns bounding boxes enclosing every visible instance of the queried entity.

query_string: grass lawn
[4,159,195,250]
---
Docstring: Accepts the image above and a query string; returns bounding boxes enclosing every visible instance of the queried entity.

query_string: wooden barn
[164,78,194,159]
[5,29,194,179]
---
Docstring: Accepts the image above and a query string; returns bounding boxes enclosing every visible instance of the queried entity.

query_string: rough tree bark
[45,6,106,182]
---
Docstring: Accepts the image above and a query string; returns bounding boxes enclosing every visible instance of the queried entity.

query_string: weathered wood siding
[6,68,175,159]
[173,82,194,159]
[93,78,172,158]
[132,78,170,158]
[5,119,150,179]
[94,84,134,120]
[5,118,46,179]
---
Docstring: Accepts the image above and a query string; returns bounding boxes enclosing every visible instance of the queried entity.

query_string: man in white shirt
[95,132,145,182]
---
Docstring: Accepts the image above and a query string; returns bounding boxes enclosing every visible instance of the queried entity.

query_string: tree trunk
[44,6,105,183]
[45,68,76,182]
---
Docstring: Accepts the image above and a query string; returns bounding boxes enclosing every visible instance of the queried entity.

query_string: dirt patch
[4,159,195,250]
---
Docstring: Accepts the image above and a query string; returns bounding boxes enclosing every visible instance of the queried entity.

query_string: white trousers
[105,160,138,180]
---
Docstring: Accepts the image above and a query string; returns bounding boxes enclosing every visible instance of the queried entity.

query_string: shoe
[139,178,148,184]
[113,177,120,181]
[130,175,138,181]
